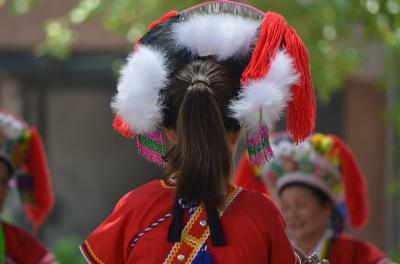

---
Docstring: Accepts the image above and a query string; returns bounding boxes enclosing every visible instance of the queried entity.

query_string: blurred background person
[0,110,55,263]
[236,132,393,263]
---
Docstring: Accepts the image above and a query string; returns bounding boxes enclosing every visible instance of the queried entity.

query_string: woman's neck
[295,229,328,255]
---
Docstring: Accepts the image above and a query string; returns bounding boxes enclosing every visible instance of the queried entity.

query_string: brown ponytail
[163,59,241,208]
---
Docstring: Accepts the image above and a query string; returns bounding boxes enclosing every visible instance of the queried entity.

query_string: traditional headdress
[111,1,316,167]
[0,110,54,229]
[237,132,369,230]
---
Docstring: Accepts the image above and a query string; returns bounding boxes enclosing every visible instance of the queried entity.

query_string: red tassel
[241,12,315,142]
[234,154,269,195]
[113,114,136,139]
[285,27,316,143]
[25,128,54,230]
[241,12,288,85]
[331,135,369,228]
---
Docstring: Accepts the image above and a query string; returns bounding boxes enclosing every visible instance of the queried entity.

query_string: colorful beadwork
[310,134,342,169]
[246,109,274,166]
[137,130,166,166]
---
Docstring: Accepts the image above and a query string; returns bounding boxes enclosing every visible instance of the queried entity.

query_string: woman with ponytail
[81,2,318,263]
[235,133,393,264]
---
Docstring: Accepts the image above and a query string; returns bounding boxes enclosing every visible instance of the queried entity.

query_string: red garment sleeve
[4,222,55,264]
[80,192,136,263]
[353,239,388,264]
[81,180,174,264]
[329,235,390,264]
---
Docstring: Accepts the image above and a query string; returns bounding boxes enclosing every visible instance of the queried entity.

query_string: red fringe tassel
[285,27,316,143]
[241,12,288,85]
[241,12,316,142]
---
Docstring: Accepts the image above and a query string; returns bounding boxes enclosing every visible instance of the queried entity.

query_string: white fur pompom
[173,14,260,60]
[229,50,300,133]
[111,45,170,134]
[0,112,26,139]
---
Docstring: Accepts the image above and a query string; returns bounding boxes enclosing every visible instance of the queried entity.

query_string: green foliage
[8,0,40,14]
[4,0,400,98]
[34,20,78,59]
[53,236,86,264]
[254,0,400,99]
[394,249,400,263]
[388,179,400,197]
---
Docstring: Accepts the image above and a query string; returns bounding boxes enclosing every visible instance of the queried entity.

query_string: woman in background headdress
[81,1,318,263]
[0,110,55,264]
[236,132,392,264]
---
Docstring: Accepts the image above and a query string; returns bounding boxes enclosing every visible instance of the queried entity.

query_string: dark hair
[0,156,14,179]
[280,182,344,234]
[162,59,241,208]
[279,182,331,206]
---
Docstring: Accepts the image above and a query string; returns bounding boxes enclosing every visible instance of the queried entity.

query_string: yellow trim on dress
[160,179,176,189]
[84,240,105,264]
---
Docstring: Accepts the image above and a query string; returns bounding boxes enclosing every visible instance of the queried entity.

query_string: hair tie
[190,75,210,88]
[190,80,210,87]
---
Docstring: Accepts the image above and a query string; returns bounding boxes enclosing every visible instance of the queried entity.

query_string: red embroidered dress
[81,180,296,263]
[3,222,55,264]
